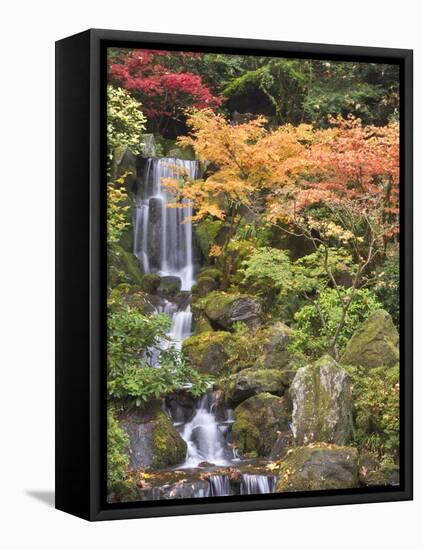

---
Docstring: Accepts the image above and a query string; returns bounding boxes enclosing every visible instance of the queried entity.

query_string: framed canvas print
[55,29,413,521]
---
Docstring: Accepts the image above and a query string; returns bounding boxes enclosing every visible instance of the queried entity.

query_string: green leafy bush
[107,407,132,494]
[107,85,147,160]
[289,288,382,358]
[346,365,400,460]
[107,306,212,404]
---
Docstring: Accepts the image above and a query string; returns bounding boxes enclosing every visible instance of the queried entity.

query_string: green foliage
[107,306,212,403]
[107,85,147,160]
[290,288,382,358]
[107,407,131,493]
[241,247,293,297]
[346,365,399,459]
[374,249,400,328]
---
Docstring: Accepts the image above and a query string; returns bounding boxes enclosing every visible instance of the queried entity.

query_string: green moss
[192,276,218,299]
[195,219,223,259]
[151,410,187,469]
[198,268,222,283]
[197,290,262,331]
[182,331,233,374]
[233,393,289,457]
[341,309,399,369]
[140,273,161,294]
[276,445,359,492]
[109,244,143,287]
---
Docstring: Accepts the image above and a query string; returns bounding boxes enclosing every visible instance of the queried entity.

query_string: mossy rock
[200,291,262,331]
[182,331,233,374]
[158,275,182,296]
[363,462,400,487]
[192,311,213,334]
[341,309,399,369]
[192,276,218,299]
[194,219,224,259]
[198,268,222,284]
[254,322,293,370]
[290,354,352,446]
[109,245,143,288]
[120,401,187,470]
[225,367,288,406]
[276,445,359,492]
[140,273,161,294]
[233,393,290,457]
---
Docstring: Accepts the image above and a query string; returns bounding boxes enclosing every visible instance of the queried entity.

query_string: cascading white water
[133,156,236,470]
[134,157,197,291]
[181,394,231,467]
[240,474,277,495]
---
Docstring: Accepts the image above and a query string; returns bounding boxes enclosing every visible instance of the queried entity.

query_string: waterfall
[134,157,197,291]
[240,474,277,495]
[181,393,231,467]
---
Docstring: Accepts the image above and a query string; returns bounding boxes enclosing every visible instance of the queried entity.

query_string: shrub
[107,407,132,495]
[346,365,400,460]
[289,288,382,358]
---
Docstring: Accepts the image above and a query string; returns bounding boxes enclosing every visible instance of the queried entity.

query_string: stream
[133,156,277,499]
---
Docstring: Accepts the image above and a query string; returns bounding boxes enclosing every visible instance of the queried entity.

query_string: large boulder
[232,393,290,458]
[109,244,144,287]
[276,445,359,492]
[192,276,218,299]
[341,309,399,369]
[290,355,352,445]
[201,291,262,331]
[182,331,232,375]
[255,322,293,370]
[120,402,187,470]
[225,368,288,406]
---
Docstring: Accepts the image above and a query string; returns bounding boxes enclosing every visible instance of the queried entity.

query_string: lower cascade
[132,154,278,499]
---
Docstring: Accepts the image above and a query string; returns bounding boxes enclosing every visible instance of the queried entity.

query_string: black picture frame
[55,28,413,521]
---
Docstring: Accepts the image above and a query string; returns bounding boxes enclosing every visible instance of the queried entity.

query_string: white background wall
[0,1,420,547]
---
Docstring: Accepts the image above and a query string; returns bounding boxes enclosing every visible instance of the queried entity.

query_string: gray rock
[119,401,187,470]
[290,354,352,445]
[225,368,288,406]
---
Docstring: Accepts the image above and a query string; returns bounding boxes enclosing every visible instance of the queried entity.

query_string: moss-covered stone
[363,461,400,487]
[198,268,222,284]
[140,273,161,295]
[195,219,223,259]
[341,309,399,369]
[233,393,290,457]
[182,331,233,374]
[192,276,218,299]
[225,368,288,406]
[254,322,292,370]
[109,244,143,288]
[290,355,352,445]
[158,275,181,296]
[120,401,187,470]
[199,291,262,331]
[276,445,359,492]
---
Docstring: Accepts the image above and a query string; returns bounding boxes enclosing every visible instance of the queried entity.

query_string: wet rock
[166,391,196,423]
[147,197,164,270]
[225,367,288,406]
[120,401,187,470]
[276,445,359,492]
[201,291,262,331]
[341,309,399,369]
[232,393,291,457]
[290,354,352,445]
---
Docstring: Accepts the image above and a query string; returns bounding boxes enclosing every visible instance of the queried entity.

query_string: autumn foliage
[109,50,221,130]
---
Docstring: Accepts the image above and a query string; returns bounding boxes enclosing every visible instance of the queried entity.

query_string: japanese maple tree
[108,49,222,134]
